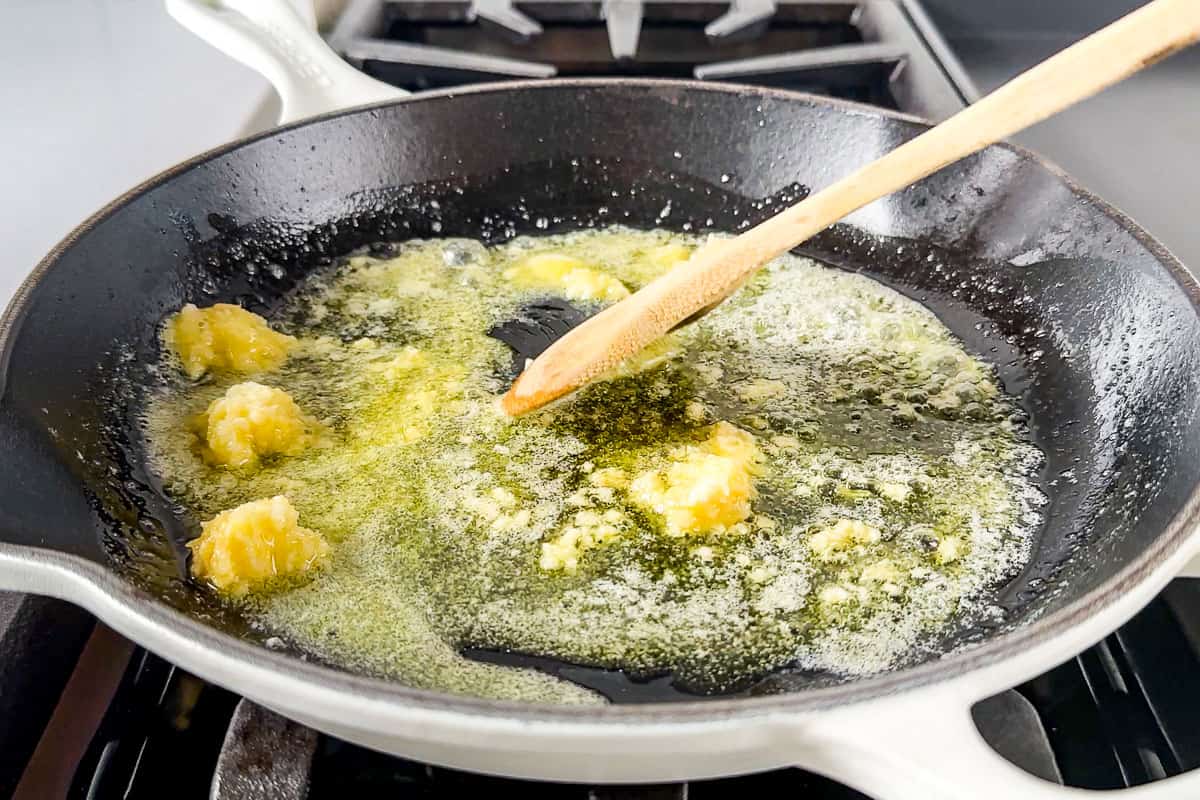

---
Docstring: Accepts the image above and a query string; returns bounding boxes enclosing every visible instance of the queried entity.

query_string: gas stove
[5,1,1200,797]
[11,583,1200,798]
[327,0,977,118]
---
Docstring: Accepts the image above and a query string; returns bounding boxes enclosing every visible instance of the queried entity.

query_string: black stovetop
[7,579,1200,798]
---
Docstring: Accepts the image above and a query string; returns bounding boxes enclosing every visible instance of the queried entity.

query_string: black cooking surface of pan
[3,81,1199,705]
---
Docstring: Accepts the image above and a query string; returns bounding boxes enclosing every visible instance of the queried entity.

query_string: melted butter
[143,228,1044,702]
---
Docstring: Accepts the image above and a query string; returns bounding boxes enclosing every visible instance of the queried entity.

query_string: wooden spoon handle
[730,0,1200,286]
[502,0,1200,416]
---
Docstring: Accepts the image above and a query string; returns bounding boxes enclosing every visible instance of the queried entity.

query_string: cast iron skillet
[3,81,1200,796]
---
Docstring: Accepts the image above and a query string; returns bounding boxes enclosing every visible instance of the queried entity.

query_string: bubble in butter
[143,227,1045,704]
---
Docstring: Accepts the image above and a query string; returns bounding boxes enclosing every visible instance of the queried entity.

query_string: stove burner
[329,0,977,119]
[604,0,644,60]
[705,0,776,40]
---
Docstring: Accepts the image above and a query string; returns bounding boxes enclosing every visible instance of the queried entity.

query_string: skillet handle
[791,530,1200,800]
[802,686,1200,800]
[1176,555,1200,579]
[165,0,407,124]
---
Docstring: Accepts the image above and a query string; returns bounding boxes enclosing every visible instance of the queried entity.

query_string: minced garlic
[164,303,295,379]
[646,242,693,269]
[629,422,762,536]
[809,518,881,561]
[936,535,964,565]
[860,559,905,597]
[540,509,626,573]
[503,252,630,303]
[367,346,426,381]
[194,382,321,468]
[188,496,328,597]
[589,467,630,489]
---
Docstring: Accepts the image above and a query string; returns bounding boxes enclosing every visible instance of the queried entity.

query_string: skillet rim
[3,77,1200,724]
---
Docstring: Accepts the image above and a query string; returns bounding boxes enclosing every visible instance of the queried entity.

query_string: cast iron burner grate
[329,0,977,119]
[7,580,1198,798]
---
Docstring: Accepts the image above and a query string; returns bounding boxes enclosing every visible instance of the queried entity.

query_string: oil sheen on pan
[140,227,1045,705]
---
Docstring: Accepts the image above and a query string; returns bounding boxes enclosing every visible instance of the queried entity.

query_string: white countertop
[0,0,270,306]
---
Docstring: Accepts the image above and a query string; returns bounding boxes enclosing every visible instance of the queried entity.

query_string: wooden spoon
[500,0,1200,417]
